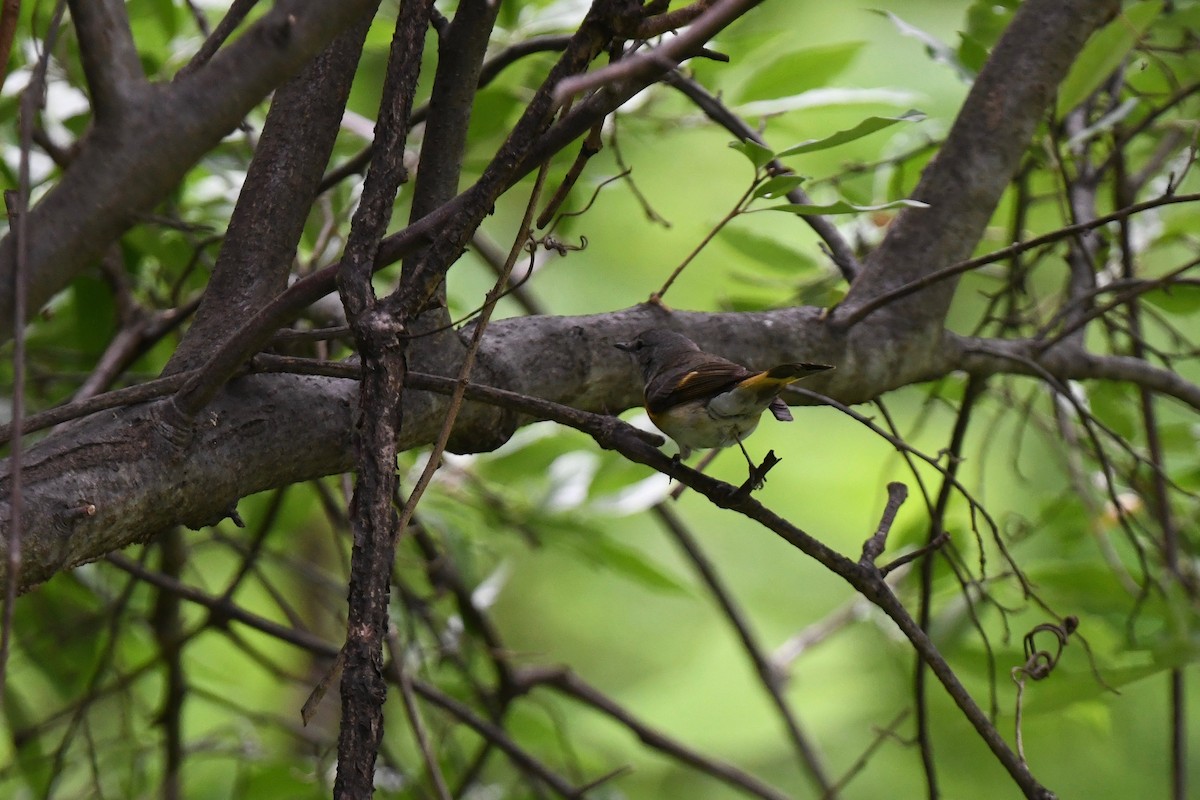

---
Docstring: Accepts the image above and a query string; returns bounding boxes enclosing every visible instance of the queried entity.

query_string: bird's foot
[738,450,783,494]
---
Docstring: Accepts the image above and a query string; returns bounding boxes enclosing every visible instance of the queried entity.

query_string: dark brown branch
[858,482,909,566]
[408,0,501,226]
[635,0,716,38]
[914,375,984,798]
[66,0,146,120]
[168,13,372,373]
[333,0,435,795]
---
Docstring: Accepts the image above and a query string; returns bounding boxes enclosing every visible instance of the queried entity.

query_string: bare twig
[553,0,763,104]
[662,71,862,282]
[518,666,794,800]
[653,503,834,794]
[176,0,261,78]
[837,191,1200,329]
[0,0,66,709]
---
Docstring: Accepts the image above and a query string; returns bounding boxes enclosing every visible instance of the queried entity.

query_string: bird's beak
[614,340,636,353]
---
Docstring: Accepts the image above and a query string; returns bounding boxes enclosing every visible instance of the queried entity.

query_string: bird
[615,328,832,477]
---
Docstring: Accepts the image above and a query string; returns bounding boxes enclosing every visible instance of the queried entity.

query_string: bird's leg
[735,438,755,472]
[736,440,782,493]
[734,437,765,490]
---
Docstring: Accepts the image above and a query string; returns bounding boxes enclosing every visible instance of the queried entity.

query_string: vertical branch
[913,376,986,799]
[409,0,501,223]
[151,530,188,800]
[402,0,502,327]
[0,0,66,706]
[1112,148,1187,800]
[333,0,435,796]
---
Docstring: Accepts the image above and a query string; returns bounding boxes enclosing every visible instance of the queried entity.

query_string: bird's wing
[645,359,751,414]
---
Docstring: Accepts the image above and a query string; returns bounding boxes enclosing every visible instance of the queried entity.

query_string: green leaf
[735,41,866,103]
[956,32,990,74]
[1056,0,1163,116]
[572,531,691,595]
[717,225,817,274]
[775,110,925,157]
[752,175,808,200]
[764,198,929,215]
[1086,381,1138,441]
[875,10,974,82]
[1141,284,1200,315]
[963,0,1019,53]
[540,515,690,595]
[729,140,775,170]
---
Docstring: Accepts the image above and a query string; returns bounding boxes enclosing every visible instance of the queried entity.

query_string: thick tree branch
[833,0,1120,334]
[12,297,1200,595]
[954,335,1200,412]
[168,10,376,372]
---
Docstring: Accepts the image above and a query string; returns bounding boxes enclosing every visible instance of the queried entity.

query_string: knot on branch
[152,398,195,449]
[859,482,909,567]
[355,309,407,357]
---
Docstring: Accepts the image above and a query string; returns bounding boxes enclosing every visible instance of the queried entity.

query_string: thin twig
[0,0,66,711]
[653,503,834,795]
[836,191,1200,329]
[393,163,552,537]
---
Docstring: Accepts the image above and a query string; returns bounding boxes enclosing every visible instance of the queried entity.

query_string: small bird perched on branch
[616,329,832,484]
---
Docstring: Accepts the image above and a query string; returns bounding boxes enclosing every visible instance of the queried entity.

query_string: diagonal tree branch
[833,0,1120,336]
[167,8,377,372]
[66,0,146,120]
